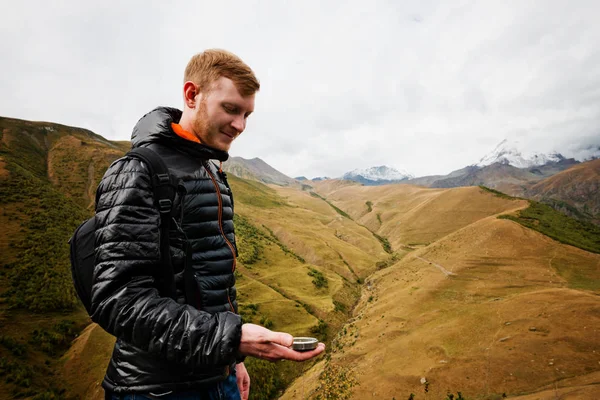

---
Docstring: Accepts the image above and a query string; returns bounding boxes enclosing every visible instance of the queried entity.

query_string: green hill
[0,116,129,398]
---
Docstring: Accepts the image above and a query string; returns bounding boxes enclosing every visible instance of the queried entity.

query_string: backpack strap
[127,147,178,301]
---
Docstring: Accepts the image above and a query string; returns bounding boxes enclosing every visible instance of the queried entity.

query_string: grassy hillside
[283,216,600,399]
[312,182,530,248]
[0,116,392,400]
[227,176,395,398]
[55,173,388,400]
[526,158,600,224]
[0,117,129,398]
[2,116,599,400]
[284,183,600,399]
[499,201,600,255]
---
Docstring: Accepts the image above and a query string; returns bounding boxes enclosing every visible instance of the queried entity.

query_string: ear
[183,81,200,109]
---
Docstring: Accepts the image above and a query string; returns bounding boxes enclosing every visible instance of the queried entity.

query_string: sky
[1,0,599,179]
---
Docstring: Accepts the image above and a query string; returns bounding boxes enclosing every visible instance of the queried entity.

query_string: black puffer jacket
[91,107,242,394]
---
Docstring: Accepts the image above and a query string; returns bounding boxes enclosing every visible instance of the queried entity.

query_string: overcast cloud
[1,0,599,178]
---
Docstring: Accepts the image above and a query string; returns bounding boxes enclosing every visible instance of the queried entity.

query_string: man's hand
[236,362,250,400]
[239,323,325,362]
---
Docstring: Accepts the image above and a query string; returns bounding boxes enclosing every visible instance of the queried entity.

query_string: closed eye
[223,102,253,118]
[223,104,238,114]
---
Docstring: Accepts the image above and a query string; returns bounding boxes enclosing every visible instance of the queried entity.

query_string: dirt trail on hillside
[416,255,456,276]
[508,371,600,399]
[61,323,115,400]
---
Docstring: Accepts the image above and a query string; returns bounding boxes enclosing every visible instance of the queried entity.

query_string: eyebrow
[223,102,253,116]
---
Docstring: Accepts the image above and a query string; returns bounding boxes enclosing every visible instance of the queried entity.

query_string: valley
[0,116,598,399]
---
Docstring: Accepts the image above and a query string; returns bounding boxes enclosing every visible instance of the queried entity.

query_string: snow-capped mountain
[311,176,331,182]
[477,139,564,168]
[342,166,413,185]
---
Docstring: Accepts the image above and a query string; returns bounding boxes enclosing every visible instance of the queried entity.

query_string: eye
[223,104,238,114]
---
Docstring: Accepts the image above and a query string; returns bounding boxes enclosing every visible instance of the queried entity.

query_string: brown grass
[282,196,600,399]
[241,184,389,281]
[508,371,600,399]
[312,183,528,248]
[60,323,115,400]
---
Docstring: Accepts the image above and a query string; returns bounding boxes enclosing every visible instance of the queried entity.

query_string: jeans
[106,372,240,400]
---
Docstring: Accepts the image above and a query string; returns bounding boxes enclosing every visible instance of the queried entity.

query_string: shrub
[260,316,274,329]
[245,358,284,400]
[313,362,358,400]
[333,300,347,313]
[0,357,34,388]
[479,185,517,200]
[499,201,600,254]
[310,192,353,219]
[0,162,89,312]
[0,336,27,357]
[310,320,328,341]
[29,320,80,357]
[308,268,328,289]
[372,232,392,254]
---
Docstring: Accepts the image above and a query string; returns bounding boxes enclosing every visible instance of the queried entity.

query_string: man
[91,49,324,400]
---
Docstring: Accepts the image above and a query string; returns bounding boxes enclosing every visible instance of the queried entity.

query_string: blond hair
[184,49,260,96]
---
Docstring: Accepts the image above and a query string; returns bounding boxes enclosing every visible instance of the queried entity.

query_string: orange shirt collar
[171,123,201,144]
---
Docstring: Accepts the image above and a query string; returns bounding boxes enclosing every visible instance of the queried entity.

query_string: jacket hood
[131,107,229,162]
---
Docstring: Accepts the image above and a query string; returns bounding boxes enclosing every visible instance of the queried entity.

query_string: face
[190,77,255,152]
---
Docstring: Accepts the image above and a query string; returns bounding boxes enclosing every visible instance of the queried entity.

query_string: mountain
[222,156,297,186]
[336,140,575,189]
[0,116,129,209]
[403,139,580,191]
[477,139,564,168]
[342,165,413,186]
[526,158,600,223]
[427,161,578,195]
[311,176,331,181]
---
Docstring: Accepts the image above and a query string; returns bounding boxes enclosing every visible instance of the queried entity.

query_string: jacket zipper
[203,161,237,313]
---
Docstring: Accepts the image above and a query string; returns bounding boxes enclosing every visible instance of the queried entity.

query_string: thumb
[269,331,293,347]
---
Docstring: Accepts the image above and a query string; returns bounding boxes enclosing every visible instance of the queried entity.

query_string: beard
[191,99,210,144]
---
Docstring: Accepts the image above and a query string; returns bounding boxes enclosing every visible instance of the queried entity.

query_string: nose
[230,115,245,134]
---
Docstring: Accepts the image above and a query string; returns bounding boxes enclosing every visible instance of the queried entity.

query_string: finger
[267,331,294,347]
[236,375,244,394]
[243,378,250,399]
[280,343,326,361]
